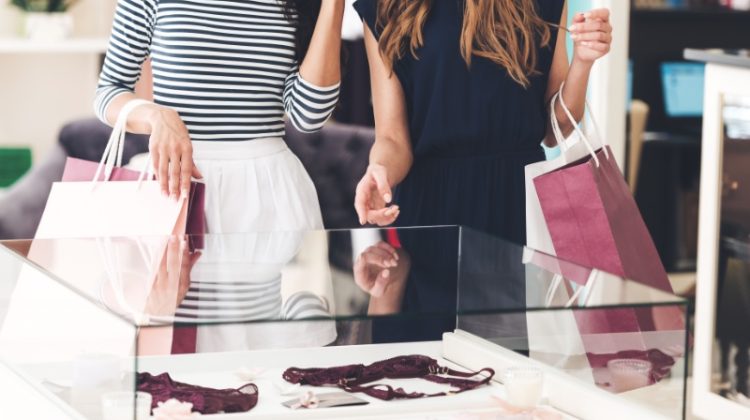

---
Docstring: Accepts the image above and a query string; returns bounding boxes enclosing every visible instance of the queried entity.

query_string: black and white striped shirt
[95,0,340,140]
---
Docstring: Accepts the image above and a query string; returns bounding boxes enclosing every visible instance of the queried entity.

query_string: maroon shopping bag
[533,147,685,391]
[62,157,206,248]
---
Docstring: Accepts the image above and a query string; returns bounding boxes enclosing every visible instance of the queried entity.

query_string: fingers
[583,8,610,22]
[191,161,203,180]
[370,166,392,204]
[362,246,397,268]
[168,150,181,200]
[189,250,202,268]
[571,12,585,24]
[354,180,371,225]
[571,31,612,43]
[157,151,170,197]
[579,42,610,53]
[570,20,611,35]
[366,205,400,226]
[179,147,193,200]
[161,235,184,283]
[375,241,399,261]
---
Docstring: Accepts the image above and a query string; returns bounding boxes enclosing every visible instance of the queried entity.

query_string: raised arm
[94,0,199,199]
[354,25,413,226]
[283,0,345,133]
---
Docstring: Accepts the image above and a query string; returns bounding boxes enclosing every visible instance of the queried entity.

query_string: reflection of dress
[175,233,336,352]
[373,227,528,348]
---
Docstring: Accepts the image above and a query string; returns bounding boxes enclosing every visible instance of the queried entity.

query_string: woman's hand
[354,241,400,297]
[145,235,202,317]
[146,106,203,199]
[569,8,612,64]
[355,164,400,226]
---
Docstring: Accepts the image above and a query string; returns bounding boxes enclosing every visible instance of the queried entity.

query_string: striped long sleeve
[95,0,339,141]
[94,0,157,123]
[283,69,340,133]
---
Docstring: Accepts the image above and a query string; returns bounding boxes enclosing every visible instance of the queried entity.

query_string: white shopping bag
[35,100,187,240]
[525,87,605,255]
[524,247,598,383]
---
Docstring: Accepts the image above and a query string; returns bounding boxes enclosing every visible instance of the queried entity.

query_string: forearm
[298,0,345,86]
[370,136,413,188]
[553,58,593,136]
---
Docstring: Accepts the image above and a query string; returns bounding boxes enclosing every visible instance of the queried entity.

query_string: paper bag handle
[92,99,153,184]
[549,82,609,167]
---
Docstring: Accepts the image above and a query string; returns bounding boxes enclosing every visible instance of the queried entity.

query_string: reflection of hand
[354,241,400,298]
[145,236,202,317]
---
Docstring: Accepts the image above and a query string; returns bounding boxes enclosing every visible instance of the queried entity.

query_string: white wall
[0,0,116,162]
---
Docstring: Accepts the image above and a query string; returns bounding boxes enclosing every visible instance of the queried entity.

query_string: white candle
[503,367,544,409]
[607,359,652,393]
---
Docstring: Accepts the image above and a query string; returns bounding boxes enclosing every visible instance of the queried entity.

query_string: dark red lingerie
[137,372,258,414]
[283,354,495,401]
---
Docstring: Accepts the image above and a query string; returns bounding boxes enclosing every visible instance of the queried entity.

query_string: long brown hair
[376,0,552,87]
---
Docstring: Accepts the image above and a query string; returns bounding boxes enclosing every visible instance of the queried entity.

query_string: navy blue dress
[354,0,564,243]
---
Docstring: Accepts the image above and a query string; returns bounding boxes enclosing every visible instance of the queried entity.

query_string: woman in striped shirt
[95,0,344,233]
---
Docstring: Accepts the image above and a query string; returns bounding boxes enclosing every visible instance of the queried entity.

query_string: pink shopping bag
[61,157,205,248]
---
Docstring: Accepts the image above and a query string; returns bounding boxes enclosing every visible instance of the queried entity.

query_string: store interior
[0,0,749,419]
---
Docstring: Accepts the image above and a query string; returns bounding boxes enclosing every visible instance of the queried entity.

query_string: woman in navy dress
[352,0,613,243]
[351,0,613,344]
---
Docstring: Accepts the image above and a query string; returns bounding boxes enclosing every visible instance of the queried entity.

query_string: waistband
[192,137,287,160]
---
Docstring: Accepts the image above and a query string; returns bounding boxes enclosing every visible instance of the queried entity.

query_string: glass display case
[0,226,688,419]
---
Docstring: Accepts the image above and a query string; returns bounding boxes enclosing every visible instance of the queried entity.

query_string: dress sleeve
[537,0,565,25]
[283,66,341,133]
[352,0,381,40]
[94,0,158,124]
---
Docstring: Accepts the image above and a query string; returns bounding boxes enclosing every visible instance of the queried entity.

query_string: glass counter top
[0,226,683,328]
[0,226,690,419]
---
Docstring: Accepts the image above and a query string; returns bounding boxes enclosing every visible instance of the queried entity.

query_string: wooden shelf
[0,37,107,54]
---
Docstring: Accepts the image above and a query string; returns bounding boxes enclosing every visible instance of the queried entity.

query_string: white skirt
[189,138,334,351]
[192,137,323,233]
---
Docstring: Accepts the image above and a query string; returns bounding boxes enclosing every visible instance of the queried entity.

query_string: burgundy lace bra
[283,354,495,401]
[137,372,258,414]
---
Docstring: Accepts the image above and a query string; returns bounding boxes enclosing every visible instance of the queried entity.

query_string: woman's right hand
[146,106,202,199]
[355,163,400,226]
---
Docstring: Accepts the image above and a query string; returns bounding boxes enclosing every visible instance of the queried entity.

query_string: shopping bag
[532,84,678,305]
[59,113,205,243]
[529,85,685,391]
[61,157,205,247]
[36,99,187,239]
[525,95,604,257]
[523,247,595,382]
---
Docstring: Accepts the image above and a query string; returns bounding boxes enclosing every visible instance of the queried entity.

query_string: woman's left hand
[569,8,612,63]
